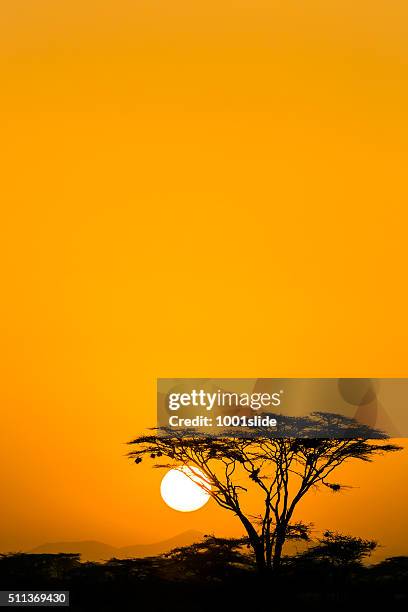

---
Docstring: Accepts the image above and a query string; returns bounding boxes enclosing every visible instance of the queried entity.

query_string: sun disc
[160,466,211,512]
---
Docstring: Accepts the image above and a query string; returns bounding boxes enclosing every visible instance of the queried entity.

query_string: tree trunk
[254,542,266,573]
[236,511,266,573]
[272,525,286,572]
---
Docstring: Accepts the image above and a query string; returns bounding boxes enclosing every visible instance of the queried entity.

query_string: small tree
[162,536,254,580]
[296,531,377,568]
[128,412,401,574]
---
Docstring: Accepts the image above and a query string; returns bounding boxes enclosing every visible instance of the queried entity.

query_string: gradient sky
[1,1,408,559]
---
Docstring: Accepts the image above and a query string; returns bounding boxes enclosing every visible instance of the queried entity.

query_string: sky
[0,1,408,559]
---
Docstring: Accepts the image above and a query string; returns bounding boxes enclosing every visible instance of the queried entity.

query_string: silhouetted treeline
[1,535,407,610]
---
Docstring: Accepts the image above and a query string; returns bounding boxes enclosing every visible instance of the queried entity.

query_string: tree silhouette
[128,412,401,574]
[162,535,254,580]
[295,531,377,568]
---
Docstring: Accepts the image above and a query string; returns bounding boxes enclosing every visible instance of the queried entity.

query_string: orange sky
[1,1,408,559]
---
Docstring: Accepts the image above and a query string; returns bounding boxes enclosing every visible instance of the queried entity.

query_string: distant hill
[28,530,204,562]
[119,530,204,558]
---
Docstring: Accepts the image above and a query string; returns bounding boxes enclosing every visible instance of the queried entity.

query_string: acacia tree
[128,412,400,574]
[296,531,377,568]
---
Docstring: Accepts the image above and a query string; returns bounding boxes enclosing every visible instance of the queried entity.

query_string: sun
[160,466,211,512]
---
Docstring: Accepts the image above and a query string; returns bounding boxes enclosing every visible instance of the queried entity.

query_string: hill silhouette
[28,529,203,562]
